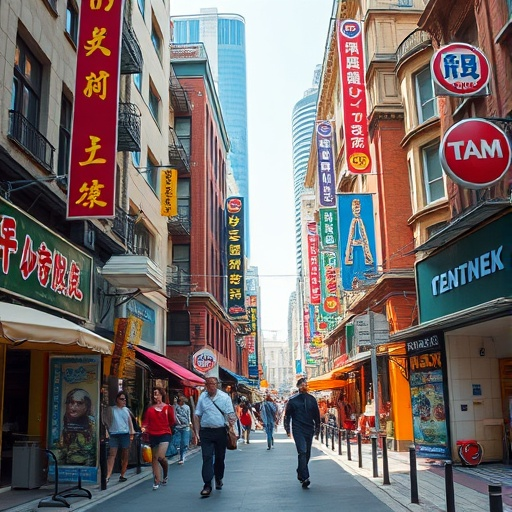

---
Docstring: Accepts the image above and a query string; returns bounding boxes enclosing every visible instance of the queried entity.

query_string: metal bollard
[135,432,142,474]
[488,483,503,512]
[325,425,329,447]
[320,424,324,444]
[445,461,455,512]
[331,427,335,451]
[371,434,378,478]
[100,439,108,491]
[381,434,390,485]
[338,428,342,456]
[346,430,352,461]
[409,445,419,504]
[357,432,363,468]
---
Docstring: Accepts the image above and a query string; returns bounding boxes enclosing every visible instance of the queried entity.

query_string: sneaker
[178,460,184,465]
[162,477,168,485]
[302,479,311,488]
[119,476,127,482]
[152,483,159,490]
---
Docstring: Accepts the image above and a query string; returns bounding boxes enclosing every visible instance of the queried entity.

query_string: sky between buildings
[170,0,334,335]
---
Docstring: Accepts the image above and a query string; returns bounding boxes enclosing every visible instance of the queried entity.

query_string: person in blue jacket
[284,378,320,488]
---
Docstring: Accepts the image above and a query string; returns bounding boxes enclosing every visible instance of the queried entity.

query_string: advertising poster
[337,193,376,290]
[47,355,101,483]
[407,333,450,459]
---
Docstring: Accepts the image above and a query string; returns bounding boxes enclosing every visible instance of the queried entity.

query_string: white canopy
[0,302,113,354]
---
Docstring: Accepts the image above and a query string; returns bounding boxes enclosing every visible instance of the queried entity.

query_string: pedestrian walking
[141,387,176,490]
[261,394,278,450]
[193,376,236,497]
[284,378,320,488]
[239,398,254,444]
[173,395,192,464]
[103,391,135,484]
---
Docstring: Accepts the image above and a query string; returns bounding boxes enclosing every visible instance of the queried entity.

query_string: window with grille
[58,94,72,176]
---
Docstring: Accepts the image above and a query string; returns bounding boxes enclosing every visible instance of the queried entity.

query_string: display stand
[38,450,92,508]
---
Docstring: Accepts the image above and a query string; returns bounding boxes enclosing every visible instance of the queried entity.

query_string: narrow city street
[84,431,395,512]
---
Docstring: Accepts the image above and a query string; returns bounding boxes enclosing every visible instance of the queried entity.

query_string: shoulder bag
[209,396,238,450]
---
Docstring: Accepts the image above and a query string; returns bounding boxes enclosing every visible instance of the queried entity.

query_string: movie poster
[47,356,101,483]
[407,334,450,459]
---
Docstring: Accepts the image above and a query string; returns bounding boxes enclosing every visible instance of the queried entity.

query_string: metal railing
[8,110,55,172]
[396,29,432,65]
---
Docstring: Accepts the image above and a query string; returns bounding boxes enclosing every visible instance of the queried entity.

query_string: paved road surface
[85,431,395,512]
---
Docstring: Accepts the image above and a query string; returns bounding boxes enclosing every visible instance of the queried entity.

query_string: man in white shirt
[194,377,236,497]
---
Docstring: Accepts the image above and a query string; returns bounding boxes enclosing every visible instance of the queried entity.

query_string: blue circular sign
[341,20,361,39]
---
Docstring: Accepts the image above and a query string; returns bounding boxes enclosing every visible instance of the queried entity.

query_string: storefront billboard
[0,197,92,319]
[47,355,101,483]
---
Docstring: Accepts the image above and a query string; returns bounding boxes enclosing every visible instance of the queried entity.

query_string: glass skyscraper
[292,66,320,275]
[173,8,250,254]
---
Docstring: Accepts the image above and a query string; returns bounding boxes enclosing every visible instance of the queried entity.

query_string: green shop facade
[390,206,512,464]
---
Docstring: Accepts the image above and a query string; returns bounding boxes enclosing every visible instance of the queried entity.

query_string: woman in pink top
[141,387,176,490]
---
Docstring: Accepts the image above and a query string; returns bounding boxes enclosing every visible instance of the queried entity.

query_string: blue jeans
[264,422,274,447]
[199,427,227,485]
[292,428,314,481]
[174,427,190,461]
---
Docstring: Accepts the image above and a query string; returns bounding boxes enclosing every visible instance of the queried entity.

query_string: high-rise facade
[292,66,320,275]
[172,8,251,253]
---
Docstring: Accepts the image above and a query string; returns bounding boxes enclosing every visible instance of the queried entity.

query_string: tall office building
[172,8,251,254]
[292,66,321,275]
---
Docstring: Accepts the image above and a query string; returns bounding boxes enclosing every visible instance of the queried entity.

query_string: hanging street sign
[439,118,511,189]
[354,312,389,346]
[431,42,491,97]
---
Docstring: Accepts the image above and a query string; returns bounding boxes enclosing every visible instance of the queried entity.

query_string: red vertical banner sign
[336,19,371,174]
[307,221,321,305]
[67,0,125,219]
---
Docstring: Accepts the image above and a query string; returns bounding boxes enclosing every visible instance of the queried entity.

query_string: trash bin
[11,436,45,489]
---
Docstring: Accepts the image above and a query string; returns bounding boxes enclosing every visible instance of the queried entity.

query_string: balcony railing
[167,205,191,236]
[8,110,55,172]
[121,22,143,74]
[166,266,192,297]
[168,127,190,174]
[396,29,432,65]
[112,206,135,252]
[118,102,141,152]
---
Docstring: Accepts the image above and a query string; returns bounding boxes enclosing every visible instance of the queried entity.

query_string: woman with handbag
[141,387,176,490]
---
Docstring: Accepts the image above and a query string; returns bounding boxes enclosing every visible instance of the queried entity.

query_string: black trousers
[200,427,227,485]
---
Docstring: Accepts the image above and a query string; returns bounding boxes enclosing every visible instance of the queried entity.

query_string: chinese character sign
[225,197,246,317]
[0,197,92,319]
[316,122,337,207]
[67,0,125,219]
[431,42,490,97]
[307,221,321,304]
[337,19,371,174]
[319,208,338,248]
[337,194,376,290]
[160,169,178,216]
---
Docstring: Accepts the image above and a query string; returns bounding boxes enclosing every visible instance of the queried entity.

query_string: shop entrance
[1,350,30,487]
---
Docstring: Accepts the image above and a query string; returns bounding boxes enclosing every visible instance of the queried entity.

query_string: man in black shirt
[284,378,320,488]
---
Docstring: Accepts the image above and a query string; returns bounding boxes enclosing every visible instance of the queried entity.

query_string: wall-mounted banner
[320,250,340,317]
[336,19,371,174]
[319,208,338,248]
[47,355,101,484]
[306,221,321,304]
[225,197,246,317]
[316,122,337,207]
[0,197,92,319]
[160,169,178,216]
[337,194,376,290]
[67,0,124,219]
[110,317,143,377]
[407,333,450,459]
